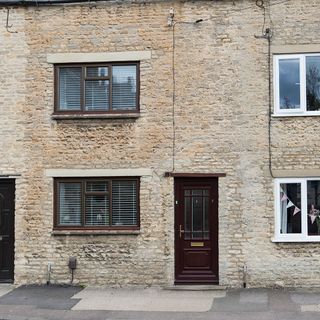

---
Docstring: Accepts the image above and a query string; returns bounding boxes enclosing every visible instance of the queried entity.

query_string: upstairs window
[55,63,139,113]
[274,54,320,115]
[54,178,139,230]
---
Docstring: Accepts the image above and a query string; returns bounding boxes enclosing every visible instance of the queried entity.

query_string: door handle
[179,225,185,239]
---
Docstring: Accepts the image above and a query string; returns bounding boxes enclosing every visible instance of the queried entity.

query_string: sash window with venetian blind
[54,63,139,114]
[54,178,139,230]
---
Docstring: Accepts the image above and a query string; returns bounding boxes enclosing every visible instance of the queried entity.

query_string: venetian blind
[59,67,81,110]
[112,180,137,226]
[112,65,137,110]
[85,80,109,111]
[85,181,109,226]
[59,182,82,226]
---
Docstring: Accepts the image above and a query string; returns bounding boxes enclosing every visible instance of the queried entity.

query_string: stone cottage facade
[1,0,320,288]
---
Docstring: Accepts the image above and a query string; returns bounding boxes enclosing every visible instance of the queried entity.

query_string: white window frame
[274,178,320,242]
[274,53,320,116]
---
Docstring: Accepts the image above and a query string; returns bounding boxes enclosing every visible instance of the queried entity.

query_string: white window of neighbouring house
[274,54,320,115]
[55,63,139,114]
[274,178,320,242]
[54,178,139,230]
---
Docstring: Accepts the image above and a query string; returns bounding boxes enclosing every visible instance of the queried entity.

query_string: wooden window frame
[54,177,140,231]
[273,178,320,242]
[274,53,320,116]
[54,62,140,115]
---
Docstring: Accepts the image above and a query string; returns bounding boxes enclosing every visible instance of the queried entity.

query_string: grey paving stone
[291,292,320,305]
[268,290,300,312]
[211,289,269,312]
[0,285,82,310]
[239,289,268,304]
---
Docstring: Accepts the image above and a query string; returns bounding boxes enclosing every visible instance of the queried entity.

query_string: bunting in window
[280,191,301,216]
[309,204,320,224]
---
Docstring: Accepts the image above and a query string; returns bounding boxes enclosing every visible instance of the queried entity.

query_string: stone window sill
[51,113,140,120]
[272,237,320,243]
[52,230,141,236]
[272,113,320,118]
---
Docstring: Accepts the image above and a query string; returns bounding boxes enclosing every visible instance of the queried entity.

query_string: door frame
[0,179,15,283]
[174,176,219,284]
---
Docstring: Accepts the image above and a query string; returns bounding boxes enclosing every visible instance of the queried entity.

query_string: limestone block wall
[0,8,27,176]
[1,0,320,287]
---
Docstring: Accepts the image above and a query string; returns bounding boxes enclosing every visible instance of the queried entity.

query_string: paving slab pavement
[0,285,320,320]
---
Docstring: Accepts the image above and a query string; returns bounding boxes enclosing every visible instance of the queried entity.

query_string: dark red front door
[0,180,15,283]
[175,178,218,284]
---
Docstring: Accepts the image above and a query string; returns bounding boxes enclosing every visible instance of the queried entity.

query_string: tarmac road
[0,284,320,320]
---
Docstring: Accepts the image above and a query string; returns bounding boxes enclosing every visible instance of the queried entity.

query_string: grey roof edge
[0,0,106,5]
[0,0,175,5]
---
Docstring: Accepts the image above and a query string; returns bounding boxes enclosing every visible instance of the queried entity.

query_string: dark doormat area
[0,285,82,310]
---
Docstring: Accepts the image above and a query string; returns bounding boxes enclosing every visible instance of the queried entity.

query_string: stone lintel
[164,172,226,178]
[45,168,153,177]
[47,51,152,64]
[272,169,320,178]
[272,44,320,54]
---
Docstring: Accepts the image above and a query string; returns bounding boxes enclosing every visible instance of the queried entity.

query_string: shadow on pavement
[0,284,82,310]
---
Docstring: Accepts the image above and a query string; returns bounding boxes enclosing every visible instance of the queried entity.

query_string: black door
[175,178,218,284]
[0,180,15,283]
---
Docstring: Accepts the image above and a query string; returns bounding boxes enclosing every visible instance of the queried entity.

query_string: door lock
[179,225,185,239]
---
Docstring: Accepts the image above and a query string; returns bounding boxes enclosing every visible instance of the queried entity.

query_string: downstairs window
[274,178,320,241]
[54,178,139,230]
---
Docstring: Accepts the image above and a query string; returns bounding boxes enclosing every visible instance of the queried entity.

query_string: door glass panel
[192,190,202,196]
[203,196,209,238]
[0,193,4,229]
[192,195,203,238]
[184,188,209,240]
[184,192,191,239]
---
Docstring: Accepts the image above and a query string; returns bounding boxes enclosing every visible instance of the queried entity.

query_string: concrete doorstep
[0,284,15,298]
